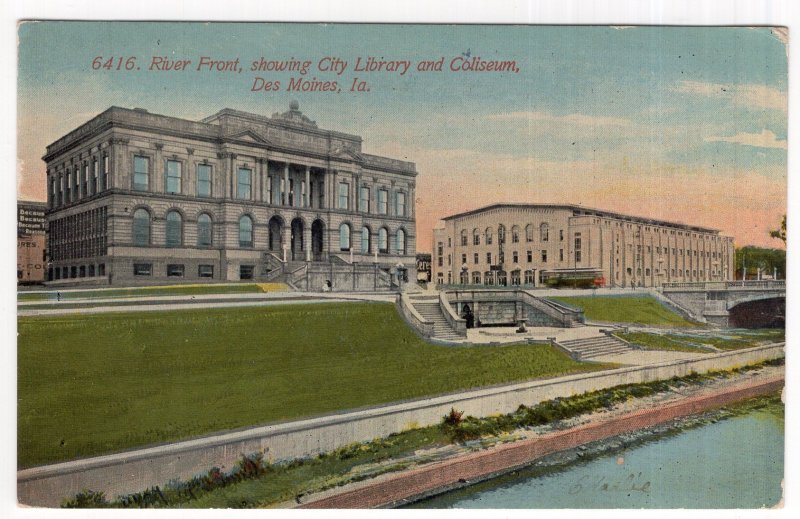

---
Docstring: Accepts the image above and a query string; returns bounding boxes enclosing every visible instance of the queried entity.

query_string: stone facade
[43,103,417,286]
[432,204,735,288]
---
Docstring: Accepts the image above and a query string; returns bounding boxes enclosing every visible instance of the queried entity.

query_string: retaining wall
[18,343,784,507]
[301,375,784,508]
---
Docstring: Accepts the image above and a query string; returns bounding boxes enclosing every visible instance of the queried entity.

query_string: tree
[770,215,786,245]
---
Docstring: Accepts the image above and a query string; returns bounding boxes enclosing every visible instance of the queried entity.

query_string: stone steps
[413,302,462,340]
[559,335,635,360]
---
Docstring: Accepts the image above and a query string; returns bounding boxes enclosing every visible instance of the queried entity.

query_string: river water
[408,396,784,509]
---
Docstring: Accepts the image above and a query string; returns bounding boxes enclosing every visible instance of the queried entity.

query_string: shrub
[62,489,109,508]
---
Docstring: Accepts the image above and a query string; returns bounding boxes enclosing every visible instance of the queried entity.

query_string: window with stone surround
[132,208,150,246]
[197,164,212,197]
[239,215,253,247]
[166,210,182,246]
[379,227,389,253]
[338,182,349,210]
[395,191,406,217]
[339,223,351,251]
[360,186,370,212]
[166,160,181,195]
[133,155,149,191]
[197,213,213,247]
[377,189,388,215]
[237,168,252,200]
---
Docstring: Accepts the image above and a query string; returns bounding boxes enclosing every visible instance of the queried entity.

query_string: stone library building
[432,203,735,288]
[43,102,417,287]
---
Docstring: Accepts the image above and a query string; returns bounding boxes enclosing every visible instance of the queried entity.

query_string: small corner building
[432,203,735,288]
[17,201,48,284]
[43,103,417,288]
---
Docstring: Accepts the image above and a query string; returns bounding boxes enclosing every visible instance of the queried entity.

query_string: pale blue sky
[17,23,788,248]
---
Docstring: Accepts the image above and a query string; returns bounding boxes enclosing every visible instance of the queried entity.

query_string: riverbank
[297,364,783,508]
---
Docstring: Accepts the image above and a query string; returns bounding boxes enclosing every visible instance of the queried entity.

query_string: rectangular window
[575,236,582,263]
[360,186,370,212]
[92,159,98,194]
[88,264,95,277]
[541,250,548,263]
[438,256,443,267]
[98,263,105,276]
[396,192,406,217]
[486,252,492,264]
[133,155,149,191]
[240,265,254,280]
[198,264,214,278]
[102,155,109,191]
[512,251,518,263]
[197,164,212,197]
[237,168,252,199]
[437,242,443,256]
[559,249,564,262]
[559,229,564,241]
[474,252,479,264]
[378,189,388,214]
[461,253,467,264]
[527,250,532,262]
[166,160,182,194]
[338,182,349,209]
[133,263,152,276]
[82,164,88,197]
[167,264,185,277]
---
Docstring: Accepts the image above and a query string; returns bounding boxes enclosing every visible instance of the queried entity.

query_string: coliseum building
[43,102,417,288]
[432,203,734,288]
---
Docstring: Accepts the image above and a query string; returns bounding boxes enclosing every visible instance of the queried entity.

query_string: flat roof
[441,203,722,234]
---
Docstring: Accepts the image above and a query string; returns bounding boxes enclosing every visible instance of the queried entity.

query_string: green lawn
[18,283,286,302]
[549,295,696,326]
[617,329,784,352]
[18,302,610,468]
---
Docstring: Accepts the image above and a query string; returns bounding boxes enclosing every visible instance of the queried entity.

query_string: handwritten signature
[569,472,652,495]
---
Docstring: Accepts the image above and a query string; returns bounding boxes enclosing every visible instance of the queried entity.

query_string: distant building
[416,252,431,282]
[432,203,735,288]
[17,201,47,283]
[43,103,417,287]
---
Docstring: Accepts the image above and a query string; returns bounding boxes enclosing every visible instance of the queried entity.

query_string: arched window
[460,229,468,246]
[396,229,406,255]
[485,227,493,245]
[132,208,150,246]
[239,215,253,247]
[540,223,549,242]
[339,223,351,251]
[165,210,182,247]
[360,226,370,254]
[379,227,389,253]
[498,225,506,244]
[511,225,520,243]
[525,224,534,242]
[473,228,480,245]
[197,213,212,247]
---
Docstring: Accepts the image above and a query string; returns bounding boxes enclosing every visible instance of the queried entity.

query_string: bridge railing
[662,280,785,291]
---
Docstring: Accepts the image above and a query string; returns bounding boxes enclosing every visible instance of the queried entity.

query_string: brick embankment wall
[300,375,784,509]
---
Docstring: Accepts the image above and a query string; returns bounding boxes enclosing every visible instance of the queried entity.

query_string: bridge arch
[728,296,785,328]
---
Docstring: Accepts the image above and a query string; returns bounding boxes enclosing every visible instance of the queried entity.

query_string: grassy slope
[618,329,784,352]
[17,283,288,302]
[18,302,608,468]
[550,295,695,326]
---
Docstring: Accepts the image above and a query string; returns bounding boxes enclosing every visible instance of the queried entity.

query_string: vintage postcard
[14,21,787,510]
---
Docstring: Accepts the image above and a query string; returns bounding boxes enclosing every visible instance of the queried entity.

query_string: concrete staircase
[559,335,635,360]
[411,298,463,341]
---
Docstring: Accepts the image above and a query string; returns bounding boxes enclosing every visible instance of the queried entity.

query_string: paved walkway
[17,291,397,317]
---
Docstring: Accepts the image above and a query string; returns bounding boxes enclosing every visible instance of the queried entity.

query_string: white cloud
[704,129,787,150]
[673,80,787,112]
[486,111,633,128]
